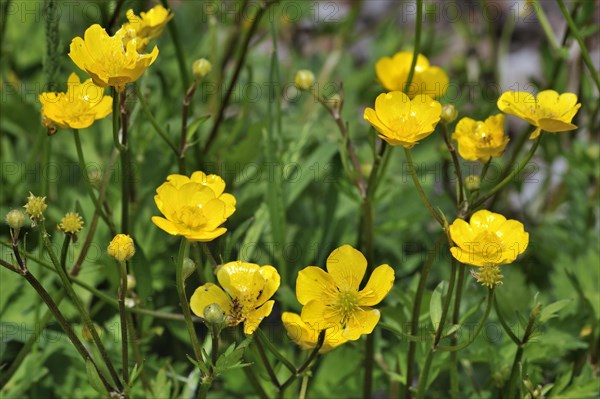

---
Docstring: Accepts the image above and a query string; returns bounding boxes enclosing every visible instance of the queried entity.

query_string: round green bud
[464,175,481,191]
[294,70,315,91]
[203,303,226,325]
[182,257,196,281]
[6,209,25,229]
[441,104,458,124]
[192,58,212,79]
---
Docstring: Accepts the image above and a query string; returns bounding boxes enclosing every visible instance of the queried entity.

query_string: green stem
[134,85,179,156]
[441,124,465,209]
[404,148,444,226]
[433,259,458,347]
[449,266,466,399]
[279,331,325,394]
[438,289,495,352]
[175,239,204,363]
[39,222,123,390]
[556,0,600,93]
[0,289,65,388]
[72,129,115,232]
[60,234,71,271]
[204,1,272,154]
[405,234,446,398]
[201,243,219,269]
[160,0,189,90]
[493,296,521,345]
[254,334,281,389]
[403,0,423,95]
[118,90,130,234]
[118,260,129,384]
[0,260,114,394]
[415,349,433,399]
[472,134,542,210]
[506,303,540,399]
[531,0,559,50]
[256,328,296,373]
[0,241,200,323]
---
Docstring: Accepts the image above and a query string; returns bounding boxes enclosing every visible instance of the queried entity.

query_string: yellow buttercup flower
[120,5,173,51]
[38,73,112,133]
[452,114,509,162]
[69,24,159,92]
[190,261,280,335]
[376,51,449,98]
[107,234,135,262]
[497,90,581,139]
[364,91,442,148]
[296,245,395,340]
[58,212,84,234]
[152,171,236,242]
[282,312,348,353]
[449,210,529,267]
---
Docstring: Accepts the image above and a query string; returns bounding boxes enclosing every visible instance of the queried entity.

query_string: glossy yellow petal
[217,261,264,306]
[358,264,395,306]
[219,193,237,218]
[202,198,227,228]
[244,300,274,335]
[300,299,340,331]
[257,266,280,305]
[325,245,367,292]
[537,119,577,133]
[151,216,179,235]
[342,308,381,340]
[375,56,399,91]
[497,91,536,122]
[190,283,233,319]
[282,312,348,353]
[296,266,337,305]
[282,312,319,350]
[184,228,227,242]
[166,174,191,189]
[469,210,506,231]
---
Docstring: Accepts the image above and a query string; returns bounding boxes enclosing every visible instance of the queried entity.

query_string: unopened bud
[6,209,25,230]
[182,257,196,281]
[464,175,480,191]
[203,303,226,325]
[294,70,315,91]
[192,58,212,79]
[441,104,458,124]
[326,94,342,113]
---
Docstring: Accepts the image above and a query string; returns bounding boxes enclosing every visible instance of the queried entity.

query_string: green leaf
[186,115,211,141]
[151,368,172,399]
[214,336,253,376]
[539,299,572,323]
[86,359,108,397]
[430,281,447,329]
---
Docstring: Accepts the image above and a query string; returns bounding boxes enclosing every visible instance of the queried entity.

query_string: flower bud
[326,94,342,113]
[82,323,103,342]
[203,302,227,328]
[192,58,212,79]
[23,192,47,226]
[441,104,458,124]
[6,209,25,230]
[464,175,481,191]
[182,257,196,281]
[107,234,135,262]
[294,70,315,91]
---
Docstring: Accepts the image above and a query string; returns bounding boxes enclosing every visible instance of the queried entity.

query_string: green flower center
[335,290,360,324]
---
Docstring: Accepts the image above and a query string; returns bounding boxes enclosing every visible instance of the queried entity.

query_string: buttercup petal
[244,300,274,335]
[190,283,233,319]
[358,264,395,306]
[326,245,367,292]
[342,308,381,341]
[296,266,337,305]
